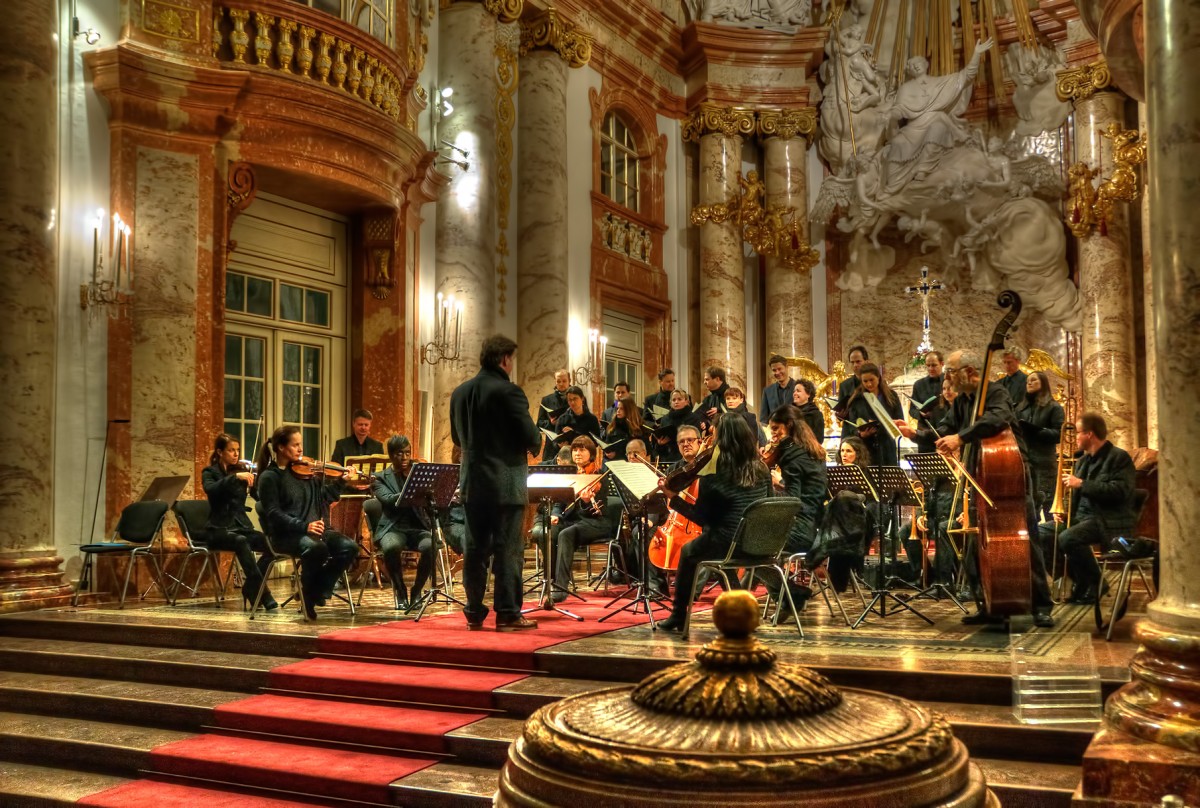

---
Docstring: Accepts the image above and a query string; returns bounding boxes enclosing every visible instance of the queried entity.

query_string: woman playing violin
[550,436,615,602]
[254,425,359,620]
[370,434,435,611]
[202,433,276,610]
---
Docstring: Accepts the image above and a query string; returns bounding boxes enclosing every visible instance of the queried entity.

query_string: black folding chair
[169,500,226,604]
[74,501,172,608]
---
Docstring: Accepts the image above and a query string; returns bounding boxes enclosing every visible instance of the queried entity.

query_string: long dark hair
[1027,370,1054,408]
[608,398,643,436]
[847,362,898,408]
[255,425,301,477]
[715,414,768,488]
[210,432,239,467]
[769,405,825,461]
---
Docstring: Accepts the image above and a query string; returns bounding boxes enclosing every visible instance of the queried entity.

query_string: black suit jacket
[331,435,384,465]
[201,463,255,531]
[999,371,1028,409]
[938,384,1029,469]
[371,466,431,537]
[450,366,542,506]
[1071,441,1137,535]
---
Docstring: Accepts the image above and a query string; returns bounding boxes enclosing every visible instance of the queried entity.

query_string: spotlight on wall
[70,0,101,45]
[439,139,470,159]
[436,157,470,172]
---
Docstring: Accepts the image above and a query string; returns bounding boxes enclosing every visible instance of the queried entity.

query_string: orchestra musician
[602,380,632,424]
[202,433,276,610]
[370,434,435,611]
[656,415,772,633]
[1017,371,1065,521]
[842,362,905,466]
[331,409,384,465]
[908,351,945,452]
[602,398,646,460]
[932,349,1054,628]
[554,385,601,445]
[642,368,676,425]
[811,437,873,593]
[832,345,869,418]
[552,436,617,602]
[537,370,571,460]
[792,378,825,443]
[254,425,360,621]
[998,346,1028,407]
[759,354,797,425]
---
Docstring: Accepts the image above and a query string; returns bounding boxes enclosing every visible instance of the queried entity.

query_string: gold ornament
[483,0,523,24]
[682,103,757,142]
[757,108,818,145]
[1064,123,1147,239]
[1055,59,1112,102]
[519,6,593,68]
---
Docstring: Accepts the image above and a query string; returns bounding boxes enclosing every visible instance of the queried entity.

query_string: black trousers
[272,530,357,600]
[669,532,731,622]
[554,517,612,591]
[378,528,434,599]
[463,501,526,622]
[1036,518,1109,591]
[204,527,273,598]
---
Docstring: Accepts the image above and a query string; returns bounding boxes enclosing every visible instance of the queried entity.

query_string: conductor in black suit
[450,335,543,631]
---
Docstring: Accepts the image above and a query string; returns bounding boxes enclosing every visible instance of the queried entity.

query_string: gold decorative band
[757,108,818,144]
[518,6,592,68]
[683,105,817,144]
[482,0,523,25]
[1055,59,1112,103]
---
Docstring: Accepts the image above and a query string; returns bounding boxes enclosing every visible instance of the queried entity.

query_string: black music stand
[522,474,597,622]
[598,461,670,625]
[397,463,467,621]
[905,453,968,612]
[523,465,578,589]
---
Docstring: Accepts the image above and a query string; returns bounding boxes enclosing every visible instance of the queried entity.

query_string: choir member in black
[656,415,772,632]
[764,406,829,614]
[842,363,904,466]
[602,380,633,424]
[552,436,616,601]
[935,349,1054,627]
[650,389,702,464]
[601,398,646,460]
[331,409,384,465]
[1017,371,1065,521]
[255,426,360,620]
[998,347,1028,406]
[792,378,825,443]
[832,345,869,419]
[642,368,676,424]
[895,377,957,588]
[908,351,945,445]
[699,366,730,423]
[722,387,763,445]
[536,370,571,460]
[555,385,601,446]
[899,373,954,454]
[811,437,873,593]
[202,433,276,609]
[1035,412,1136,604]
[758,354,796,425]
[370,434,435,610]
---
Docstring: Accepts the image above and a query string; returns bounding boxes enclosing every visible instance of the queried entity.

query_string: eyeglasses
[677,437,699,445]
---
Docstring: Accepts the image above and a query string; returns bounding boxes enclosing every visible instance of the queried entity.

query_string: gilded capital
[482,0,523,24]
[519,6,592,68]
[757,108,818,144]
[682,104,757,142]
[1055,59,1112,103]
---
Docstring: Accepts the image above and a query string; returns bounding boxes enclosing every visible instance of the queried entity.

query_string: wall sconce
[435,137,470,172]
[1064,123,1148,239]
[70,0,101,45]
[80,208,133,315]
[573,328,607,387]
[421,291,463,365]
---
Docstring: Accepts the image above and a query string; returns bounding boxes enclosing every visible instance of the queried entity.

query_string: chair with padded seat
[168,499,226,605]
[1094,488,1156,640]
[74,500,172,608]
[250,502,357,619]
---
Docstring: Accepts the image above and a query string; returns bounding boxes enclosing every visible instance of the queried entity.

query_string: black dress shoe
[302,597,318,621]
[1033,609,1056,628]
[395,599,410,612]
[656,616,684,632]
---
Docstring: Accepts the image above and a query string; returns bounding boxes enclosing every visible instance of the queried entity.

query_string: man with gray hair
[997,346,1028,407]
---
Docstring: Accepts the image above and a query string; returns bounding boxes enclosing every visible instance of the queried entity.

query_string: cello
[949,291,1032,615]
[647,435,715,571]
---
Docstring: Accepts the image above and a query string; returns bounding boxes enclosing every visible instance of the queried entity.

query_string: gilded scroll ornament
[1064,123,1147,238]
[227,162,257,213]
[518,6,593,68]
[691,170,820,272]
[757,108,818,145]
[1055,59,1112,102]
[483,0,524,24]
[682,104,757,142]
[494,35,518,315]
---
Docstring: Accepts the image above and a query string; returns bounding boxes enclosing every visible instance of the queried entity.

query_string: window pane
[280,284,303,322]
[303,427,320,458]
[245,423,261,458]
[305,289,329,326]
[313,0,339,14]
[226,273,245,312]
[247,277,272,316]
[245,380,264,421]
[303,346,321,384]
[302,385,320,424]
[245,337,265,378]
[224,378,241,419]
[283,343,301,382]
[225,334,242,375]
[283,384,300,423]
[224,422,242,446]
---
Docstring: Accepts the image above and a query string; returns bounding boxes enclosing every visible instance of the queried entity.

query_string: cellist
[930,349,1055,628]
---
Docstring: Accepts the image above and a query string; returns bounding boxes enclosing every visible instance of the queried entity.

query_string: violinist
[763,406,829,616]
[551,436,616,602]
[656,415,772,633]
[934,349,1054,628]
[792,379,825,443]
[371,435,434,611]
[841,362,904,466]
[254,426,360,621]
[202,433,276,610]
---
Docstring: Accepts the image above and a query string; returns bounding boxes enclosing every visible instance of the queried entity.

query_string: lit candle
[91,208,103,284]
[441,296,449,341]
[436,291,444,339]
[124,225,132,289]
[454,300,463,351]
[113,214,124,289]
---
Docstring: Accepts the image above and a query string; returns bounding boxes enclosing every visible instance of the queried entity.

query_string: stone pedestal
[698,131,748,392]
[1074,90,1139,450]
[0,0,71,611]
[763,135,812,362]
[1075,0,1200,802]
[433,2,500,460]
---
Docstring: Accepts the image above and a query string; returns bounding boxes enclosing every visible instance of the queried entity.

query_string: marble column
[1138,102,1156,449]
[0,0,72,611]
[1074,90,1139,450]
[433,2,500,461]
[515,36,570,409]
[698,131,748,392]
[1075,2,1200,803]
[763,135,811,361]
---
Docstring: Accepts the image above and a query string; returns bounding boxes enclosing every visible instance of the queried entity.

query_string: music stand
[522,465,578,588]
[597,460,670,625]
[905,453,968,612]
[522,473,600,621]
[396,463,466,621]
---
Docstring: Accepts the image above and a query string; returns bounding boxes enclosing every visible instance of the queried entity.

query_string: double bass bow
[947,290,1032,616]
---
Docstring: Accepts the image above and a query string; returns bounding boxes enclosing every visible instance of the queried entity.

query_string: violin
[288,457,368,484]
[761,437,784,467]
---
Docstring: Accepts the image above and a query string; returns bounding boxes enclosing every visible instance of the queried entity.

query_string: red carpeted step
[79,778,326,807]
[147,734,435,805]
[268,657,528,710]
[214,693,488,753]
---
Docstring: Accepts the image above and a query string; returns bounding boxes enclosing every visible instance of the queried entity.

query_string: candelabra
[573,328,607,387]
[690,170,820,272]
[80,208,133,315]
[421,292,463,365]
[1064,122,1147,239]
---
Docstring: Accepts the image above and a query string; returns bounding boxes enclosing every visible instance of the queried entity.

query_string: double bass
[949,291,1032,615]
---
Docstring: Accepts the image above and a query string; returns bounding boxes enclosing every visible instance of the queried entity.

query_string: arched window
[600,112,640,213]
[293,0,393,46]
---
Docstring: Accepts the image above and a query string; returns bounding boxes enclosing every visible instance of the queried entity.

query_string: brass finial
[631,592,842,720]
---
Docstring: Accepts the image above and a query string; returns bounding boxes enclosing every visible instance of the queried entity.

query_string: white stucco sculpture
[687,0,810,28]
[817,23,889,175]
[1006,43,1070,138]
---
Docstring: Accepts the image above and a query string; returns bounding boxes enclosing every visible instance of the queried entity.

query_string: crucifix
[904,265,944,354]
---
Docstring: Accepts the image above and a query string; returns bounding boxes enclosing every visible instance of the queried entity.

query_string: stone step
[390,761,497,807]
[0,760,131,808]
[0,711,192,776]
[974,757,1079,808]
[0,636,300,693]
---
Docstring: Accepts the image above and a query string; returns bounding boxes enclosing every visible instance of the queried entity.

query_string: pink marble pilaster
[698,132,747,392]
[763,135,811,362]
[1075,90,1139,450]
[1139,103,1156,449]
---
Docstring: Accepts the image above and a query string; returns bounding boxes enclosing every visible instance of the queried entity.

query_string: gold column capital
[682,104,757,143]
[1055,59,1112,103]
[482,0,523,24]
[518,5,592,68]
[757,108,818,145]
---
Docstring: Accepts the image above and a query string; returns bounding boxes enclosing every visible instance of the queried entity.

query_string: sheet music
[866,392,904,442]
[527,473,597,493]
[603,460,664,501]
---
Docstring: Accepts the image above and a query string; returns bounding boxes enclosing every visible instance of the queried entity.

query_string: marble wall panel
[698,132,747,392]
[763,136,811,363]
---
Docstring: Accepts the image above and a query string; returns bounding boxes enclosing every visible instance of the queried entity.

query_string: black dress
[843,390,904,466]
[1017,394,1065,519]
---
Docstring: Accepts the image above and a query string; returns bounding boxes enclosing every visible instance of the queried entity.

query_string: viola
[761,437,784,468]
